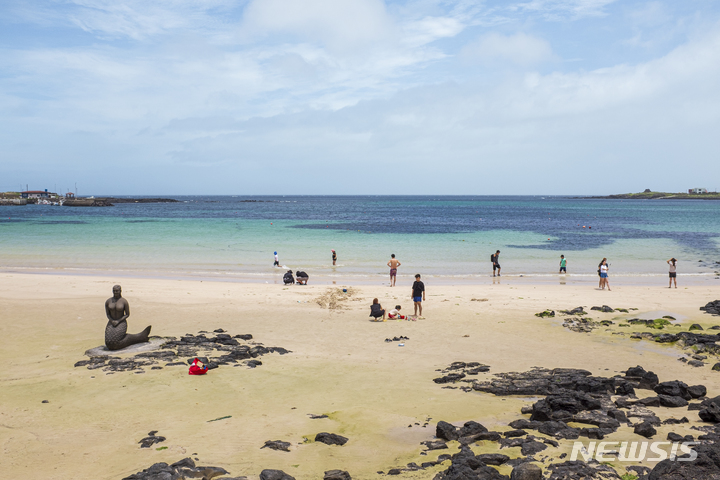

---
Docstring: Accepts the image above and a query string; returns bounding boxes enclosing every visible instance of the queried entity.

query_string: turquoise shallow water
[1,196,719,284]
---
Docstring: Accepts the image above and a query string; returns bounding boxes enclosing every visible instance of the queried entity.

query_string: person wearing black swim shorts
[491,250,501,276]
[667,258,677,288]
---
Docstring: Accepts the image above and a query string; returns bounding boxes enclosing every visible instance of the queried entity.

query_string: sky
[1,0,720,195]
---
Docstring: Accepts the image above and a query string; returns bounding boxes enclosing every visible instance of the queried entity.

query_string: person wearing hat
[273,251,280,267]
[331,249,337,266]
[283,270,295,284]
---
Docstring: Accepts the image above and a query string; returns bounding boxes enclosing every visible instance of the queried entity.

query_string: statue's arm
[105,299,119,326]
[105,298,129,327]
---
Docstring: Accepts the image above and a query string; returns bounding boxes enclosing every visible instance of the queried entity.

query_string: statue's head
[112,285,122,298]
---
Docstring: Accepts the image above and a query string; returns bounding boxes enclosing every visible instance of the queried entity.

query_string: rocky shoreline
[63,197,179,207]
[579,191,720,200]
[428,365,720,480]
[122,362,720,479]
[532,303,720,369]
[74,329,289,374]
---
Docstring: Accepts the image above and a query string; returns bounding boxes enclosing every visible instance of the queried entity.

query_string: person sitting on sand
[667,258,678,288]
[296,270,309,285]
[370,298,386,321]
[283,270,295,285]
[388,305,406,320]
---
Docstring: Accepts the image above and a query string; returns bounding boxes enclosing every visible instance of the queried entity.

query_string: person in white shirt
[599,259,610,291]
[388,305,406,320]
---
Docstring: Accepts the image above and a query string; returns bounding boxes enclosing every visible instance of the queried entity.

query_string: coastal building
[0,192,27,205]
[21,189,58,199]
[688,188,708,194]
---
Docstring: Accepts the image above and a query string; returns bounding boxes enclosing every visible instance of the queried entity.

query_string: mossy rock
[689,324,704,331]
[662,315,676,320]
[616,308,629,313]
[535,310,555,318]
[648,318,671,329]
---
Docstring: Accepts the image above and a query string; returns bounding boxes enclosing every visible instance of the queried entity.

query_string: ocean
[1,196,719,285]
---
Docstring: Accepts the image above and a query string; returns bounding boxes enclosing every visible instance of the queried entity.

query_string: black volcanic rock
[701,300,720,316]
[648,442,720,479]
[261,440,291,452]
[315,432,348,446]
[324,470,351,480]
[260,469,296,480]
[436,421,459,441]
[634,421,657,438]
[123,458,230,480]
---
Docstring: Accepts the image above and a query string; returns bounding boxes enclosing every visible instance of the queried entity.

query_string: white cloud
[402,15,466,47]
[461,32,555,66]
[150,26,720,193]
[510,0,618,20]
[240,0,395,51]
[40,0,236,40]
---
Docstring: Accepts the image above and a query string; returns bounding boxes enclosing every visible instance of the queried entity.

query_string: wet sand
[1,272,719,479]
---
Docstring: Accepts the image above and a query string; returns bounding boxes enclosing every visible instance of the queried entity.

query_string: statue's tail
[141,325,151,342]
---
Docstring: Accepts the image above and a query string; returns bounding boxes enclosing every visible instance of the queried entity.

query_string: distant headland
[583,188,720,200]
[0,190,179,206]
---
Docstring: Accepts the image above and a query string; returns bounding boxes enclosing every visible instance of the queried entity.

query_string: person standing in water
[273,251,280,267]
[388,254,401,287]
[411,274,425,318]
[559,255,567,274]
[331,249,337,266]
[491,250,501,276]
[667,258,678,288]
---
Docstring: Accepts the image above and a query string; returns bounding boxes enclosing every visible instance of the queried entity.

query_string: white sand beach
[1,272,719,479]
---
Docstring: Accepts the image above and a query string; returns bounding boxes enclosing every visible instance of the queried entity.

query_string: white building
[20,189,58,199]
[688,188,708,194]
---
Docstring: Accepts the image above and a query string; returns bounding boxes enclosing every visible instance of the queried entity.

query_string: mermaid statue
[104,285,151,351]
